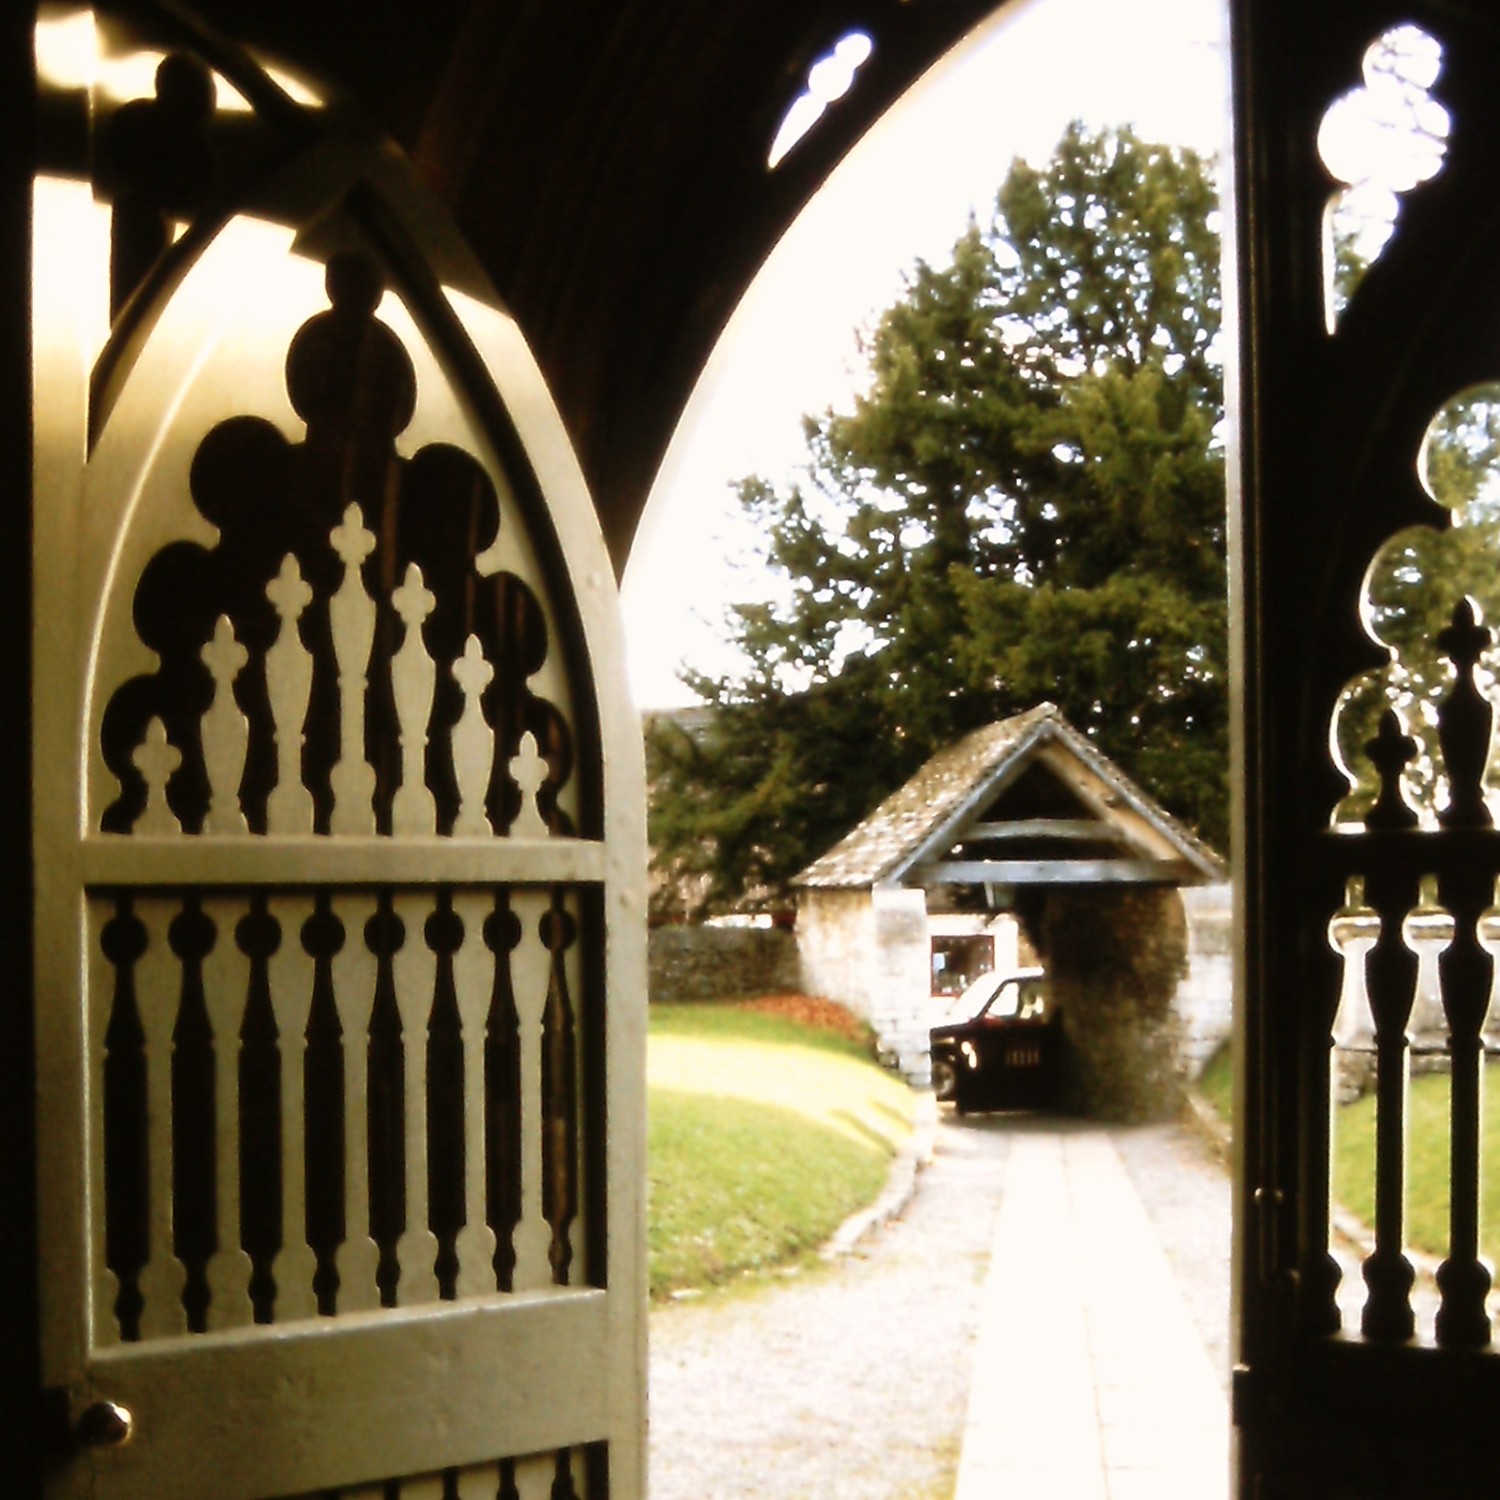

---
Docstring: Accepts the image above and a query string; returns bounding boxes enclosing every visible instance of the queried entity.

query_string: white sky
[620,0,1232,709]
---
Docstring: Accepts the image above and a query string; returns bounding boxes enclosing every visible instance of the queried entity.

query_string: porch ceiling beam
[961,819,1116,842]
[916,858,1197,886]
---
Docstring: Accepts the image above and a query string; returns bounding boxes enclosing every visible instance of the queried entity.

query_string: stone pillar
[1331,923,1377,1104]
[870,886,933,1085]
[1039,886,1188,1122]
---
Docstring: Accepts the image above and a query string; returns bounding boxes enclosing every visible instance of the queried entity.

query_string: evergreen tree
[648,123,1227,915]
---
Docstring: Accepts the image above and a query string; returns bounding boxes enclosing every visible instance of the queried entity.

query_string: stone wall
[647,923,800,1002]
[1177,883,1233,1077]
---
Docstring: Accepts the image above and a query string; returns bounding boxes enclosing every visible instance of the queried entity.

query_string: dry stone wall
[648,924,800,1002]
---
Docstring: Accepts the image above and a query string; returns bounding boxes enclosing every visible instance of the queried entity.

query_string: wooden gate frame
[21,6,647,1498]
[1233,2,1500,1492]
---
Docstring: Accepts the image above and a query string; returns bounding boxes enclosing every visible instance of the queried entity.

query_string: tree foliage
[648,123,1227,915]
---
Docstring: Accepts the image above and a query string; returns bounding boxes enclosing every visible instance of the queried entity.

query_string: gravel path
[647,1110,1232,1500]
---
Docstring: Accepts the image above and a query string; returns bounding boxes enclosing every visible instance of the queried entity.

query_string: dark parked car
[929,966,1064,1113]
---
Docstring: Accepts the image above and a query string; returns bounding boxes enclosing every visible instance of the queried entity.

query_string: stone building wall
[647,924,800,1002]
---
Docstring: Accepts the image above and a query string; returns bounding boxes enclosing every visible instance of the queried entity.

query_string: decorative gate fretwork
[1320,377,1500,1350]
[278,1444,594,1500]
[93,882,582,1342]
[1231,3,1500,1493]
[1317,22,1449,329]
[80,251,593,1350]
[96,251,575,843]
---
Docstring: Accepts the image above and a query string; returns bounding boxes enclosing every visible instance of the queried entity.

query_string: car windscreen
[943,970,1044,1023]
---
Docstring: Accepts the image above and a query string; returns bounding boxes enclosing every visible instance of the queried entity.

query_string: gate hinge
[39,1386,74,1454]
[1231,1363,1259,1430]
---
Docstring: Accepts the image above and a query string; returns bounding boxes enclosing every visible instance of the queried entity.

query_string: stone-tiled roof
[793,703,1223,890]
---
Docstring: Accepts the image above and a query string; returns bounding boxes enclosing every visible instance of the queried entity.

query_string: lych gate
[794,704,1227,1117]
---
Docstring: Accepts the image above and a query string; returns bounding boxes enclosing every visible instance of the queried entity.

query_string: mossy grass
[648,1002,914,1298]
[1196,1039,1235,1125]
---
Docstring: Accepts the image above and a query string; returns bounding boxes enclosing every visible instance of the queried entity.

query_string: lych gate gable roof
[793,704,1224,892]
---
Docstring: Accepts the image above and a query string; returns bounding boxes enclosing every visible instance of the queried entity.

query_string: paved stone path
[648,1112,1232,1500]
[954,1125,1229,1499]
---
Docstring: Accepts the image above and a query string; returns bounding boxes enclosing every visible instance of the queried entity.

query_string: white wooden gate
[32,8,646,1498]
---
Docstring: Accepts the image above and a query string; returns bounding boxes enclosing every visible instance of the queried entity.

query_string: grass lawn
[648,1001,914,1298]
[1331,1065,1500,1265]
[1198,1042,1500,1266]
[1196,1039,1234,1125]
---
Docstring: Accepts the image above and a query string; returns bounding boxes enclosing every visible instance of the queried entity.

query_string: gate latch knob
[78,1401,134,1449]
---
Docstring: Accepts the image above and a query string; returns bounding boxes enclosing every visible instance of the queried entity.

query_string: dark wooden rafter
[958,818,1117,842]
[168,0,1012,570]
[910,857,1203,888]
